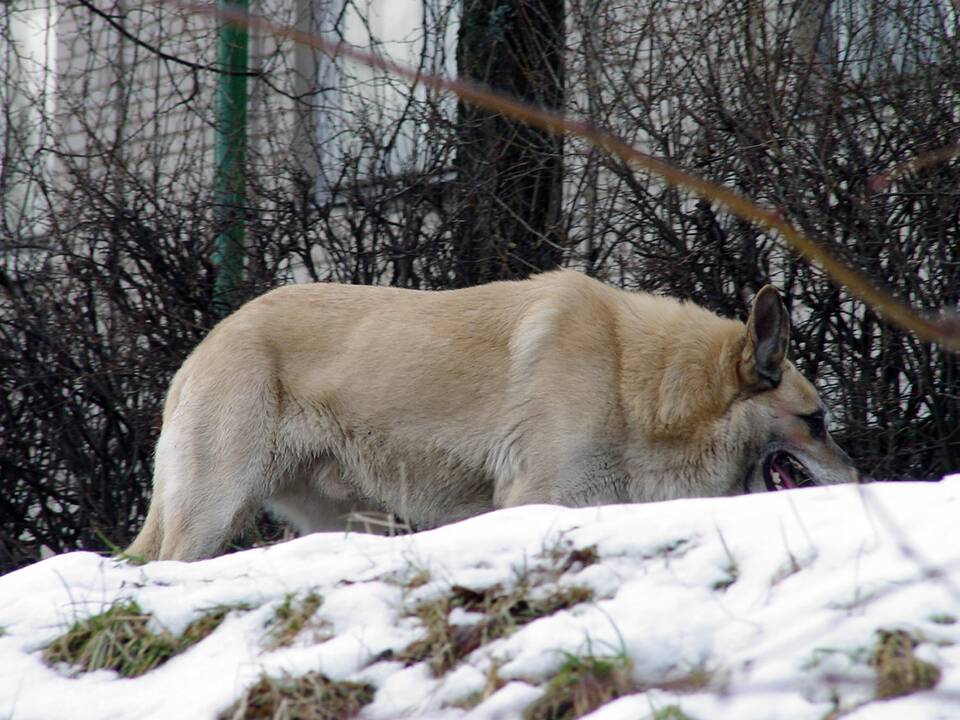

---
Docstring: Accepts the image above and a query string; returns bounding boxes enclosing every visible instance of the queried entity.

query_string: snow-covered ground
[2,478,959,720]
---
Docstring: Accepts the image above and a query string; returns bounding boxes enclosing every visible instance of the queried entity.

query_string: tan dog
[127,271,858,561]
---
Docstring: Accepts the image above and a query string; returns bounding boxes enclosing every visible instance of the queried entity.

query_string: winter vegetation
[1,0,959,716]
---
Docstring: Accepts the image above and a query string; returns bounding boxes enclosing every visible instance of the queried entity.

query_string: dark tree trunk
[452,0,565,287]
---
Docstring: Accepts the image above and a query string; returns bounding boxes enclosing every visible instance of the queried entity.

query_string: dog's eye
[802,411,827,439]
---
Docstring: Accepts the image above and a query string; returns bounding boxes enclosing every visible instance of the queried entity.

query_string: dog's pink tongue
[772,459,797,489]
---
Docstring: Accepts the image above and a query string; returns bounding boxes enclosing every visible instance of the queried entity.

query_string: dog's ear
[740,285,789,391]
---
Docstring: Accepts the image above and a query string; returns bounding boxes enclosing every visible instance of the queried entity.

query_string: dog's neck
[615,297,745,441]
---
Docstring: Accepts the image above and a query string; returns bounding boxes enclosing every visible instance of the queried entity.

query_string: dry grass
[400,583,594,676]
[649,706,697,720]
[42,600,235,677]
[222,672,375,720]
[404,568,432,589]
[524,650,711,720]
[343,511,413,536]
[540,542,600,574]
[399,542,599,677]
[266,592,326,648]
[449,660,507,710]
[711,530,739,592]
[870,629,941,700]
[523,650,635,720]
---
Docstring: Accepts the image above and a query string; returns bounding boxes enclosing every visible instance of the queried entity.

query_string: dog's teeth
[772,470,783,489]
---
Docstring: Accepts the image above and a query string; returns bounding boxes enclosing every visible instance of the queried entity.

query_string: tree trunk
[452,0,565,286]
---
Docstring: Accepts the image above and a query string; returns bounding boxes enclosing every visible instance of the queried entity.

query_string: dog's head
[737,286,859,493]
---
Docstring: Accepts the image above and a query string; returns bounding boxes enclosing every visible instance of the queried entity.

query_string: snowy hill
[1,478,959,720]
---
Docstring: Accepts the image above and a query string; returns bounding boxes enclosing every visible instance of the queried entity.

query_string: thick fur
[127,271,858,561]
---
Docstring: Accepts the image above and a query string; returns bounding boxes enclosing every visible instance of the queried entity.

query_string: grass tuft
[711,567,739,592]
[650,706,697,720]
[117,550,149,566]
[448,660,506,710]
[711,529,739,592]
[43,600,235,677]
[182,605,237,645]
[541,541,600,574]
[871,629,940,700]
[400,583,593,676]
[523,650,634,720]
[222,671,374,720]
[266,592,325,648]
[405,569,432,589]
[559,545,599,571]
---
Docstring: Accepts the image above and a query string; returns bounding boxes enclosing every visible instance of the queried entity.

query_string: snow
[2,477,960,719]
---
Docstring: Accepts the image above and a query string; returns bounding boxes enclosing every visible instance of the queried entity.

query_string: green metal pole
[213,0,249,314]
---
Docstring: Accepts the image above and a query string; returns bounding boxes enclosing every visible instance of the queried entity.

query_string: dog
[127,270,858,561]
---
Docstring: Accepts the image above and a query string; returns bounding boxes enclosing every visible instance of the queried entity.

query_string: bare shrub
[1,0,957,571]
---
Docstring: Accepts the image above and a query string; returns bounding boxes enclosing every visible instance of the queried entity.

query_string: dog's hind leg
[149,387,275,562]
[125,495,163,561]
[153,436,267,561]
[157,485,260,561]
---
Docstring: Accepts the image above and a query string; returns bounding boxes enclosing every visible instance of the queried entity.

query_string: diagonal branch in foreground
[165,0,960,350]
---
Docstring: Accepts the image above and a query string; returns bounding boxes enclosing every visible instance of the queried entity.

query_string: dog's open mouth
[763,451,816,491]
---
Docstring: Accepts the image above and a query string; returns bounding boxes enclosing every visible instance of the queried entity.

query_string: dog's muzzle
[762,450,816,491]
